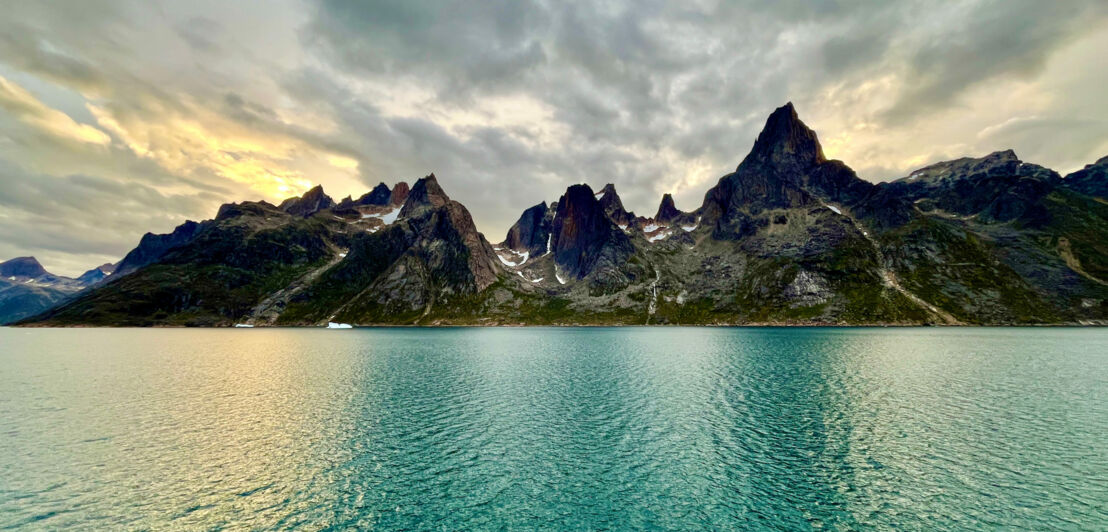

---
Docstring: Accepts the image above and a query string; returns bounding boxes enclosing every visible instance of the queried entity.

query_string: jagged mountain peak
[551,184,634,280]
[390,181,410,205]
[1062,154,1108,198]
[744,101,826,170]
[114,220,206,276]
[562,183,597,206]
[279,184,334,217]
[595,183,620,205]
[286,184,326,201]
[0,256,47,279]
[355,181,410,206]
[697,102,875,236]
[14,101,1108,327]
[655,194,681,222]
[399,174,450,218]
[503,201,552,256]
[357,183,393,205]
[595,183,635,226]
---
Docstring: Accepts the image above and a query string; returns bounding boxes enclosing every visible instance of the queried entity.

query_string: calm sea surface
[1,327,1106,530]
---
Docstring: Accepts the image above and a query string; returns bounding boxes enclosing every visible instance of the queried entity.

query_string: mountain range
[0,258,115,324]
[9,103,1108,326]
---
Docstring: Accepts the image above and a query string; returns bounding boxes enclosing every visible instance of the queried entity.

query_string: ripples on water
[0,327,1106,529]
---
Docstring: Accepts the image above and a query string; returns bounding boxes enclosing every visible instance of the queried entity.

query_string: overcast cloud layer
[1,0,1106,275]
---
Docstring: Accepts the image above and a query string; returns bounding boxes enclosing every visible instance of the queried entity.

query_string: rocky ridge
[13,102,1108,326]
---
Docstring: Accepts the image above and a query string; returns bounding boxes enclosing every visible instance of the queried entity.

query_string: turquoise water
[0,328,1106,530]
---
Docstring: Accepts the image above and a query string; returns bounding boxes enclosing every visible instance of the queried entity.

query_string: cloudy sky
[1,0,1106,276]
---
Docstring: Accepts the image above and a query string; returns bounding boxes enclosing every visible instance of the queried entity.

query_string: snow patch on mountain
[361,206,402,224]
[494,248,529,267]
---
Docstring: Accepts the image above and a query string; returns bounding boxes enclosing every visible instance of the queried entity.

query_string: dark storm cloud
[302,0,1108,201]
[307,0,550,96]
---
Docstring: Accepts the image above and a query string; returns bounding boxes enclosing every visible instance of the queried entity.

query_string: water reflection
[0,327,1106,529]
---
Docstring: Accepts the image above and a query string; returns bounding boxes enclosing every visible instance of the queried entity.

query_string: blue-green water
[1,328,1106,530]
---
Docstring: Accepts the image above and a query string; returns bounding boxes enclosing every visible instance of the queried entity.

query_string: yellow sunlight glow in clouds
[86,99,358,199]
[0,76,111,146]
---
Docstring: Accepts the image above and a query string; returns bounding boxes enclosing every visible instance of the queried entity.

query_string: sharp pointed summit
[551,184,634,280]
[596,183,635,226]
[503,201,553,257]
[655,194,681,223]
[698,102,875,235]
[357,183,393,206]
[389,181,410,206]
[745,101,825,169]
[400,174,450,218]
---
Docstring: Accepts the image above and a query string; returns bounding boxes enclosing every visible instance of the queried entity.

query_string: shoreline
[10,321,1108,329]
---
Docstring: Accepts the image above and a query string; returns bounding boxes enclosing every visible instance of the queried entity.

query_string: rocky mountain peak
[551,184,633,279]
[76,263,116,285]
[279,185,334,217]
[887,149,1066,225]
[745,101,826,170]
[15,100,1108,328]
[503,201,553,256]
[114,220,206,277]
[979,149,1021,174]
[0,256,47,279]
[357,183,393,205]
[655,194,681,223]
[698,102,874,236]
[400,174,450,218]
[596,183,634,226]
[1062,154,1108,198]
[390,182,411,206]
[904,149,1050,184]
